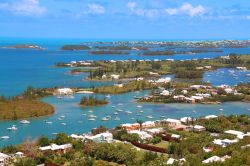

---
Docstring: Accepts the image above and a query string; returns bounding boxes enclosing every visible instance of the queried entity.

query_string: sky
[0,0,250,39]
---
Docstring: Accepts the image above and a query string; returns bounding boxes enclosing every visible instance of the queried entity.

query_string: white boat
[89,115,97,118]
[160,115,166,118]
[126,111,132,114]
[102,117,109,121]
[7,125,17,131]
[117,103,123,106]
[106,94,111,98]
[146,115,153,119]
[106,115,112,118]
[60,116,65,118]
[112,106,116,108]
[82,114,87,116]
[219,108,223,111]
[116,109,123,112]
[137,105,143,108]
[114,112,119,115]
[58,118,63,121]
[57,96,63,99]
[46,121,53,124]
[114,117,120,121]
[1,136,10,139]
[139,110,144,113]
[88,110,93,113]
[20,120,30,124]
[88,118,96,121]
[61,123,67,126]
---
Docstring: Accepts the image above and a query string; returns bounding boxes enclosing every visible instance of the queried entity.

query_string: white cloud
[87,4,105,14]
[247,15,250,20]
[165,2,206,17]
[127,2,159,18]
[0,0,46,16]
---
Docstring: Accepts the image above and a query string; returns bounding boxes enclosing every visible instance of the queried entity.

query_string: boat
[112,106,116,108]
[136,113,142,116]
[61,123,66,125]
[102,117,109,121]
[137,105,143,108]
[114,112,119,115]
[146,115,153,119]
[58,118,63,120]
[60,115,65,118]
[114,117,120,121]
[139,110,144,113]
[117,103,123,106]
[7,125,17,131]
[106,94,111,98]
[116,109,123,112]
[106,115,112,118]
[219,108,224,111]
[1,136,10,139]
[160,115,166,118]
[46,121,53,124]
[88,118,96,121]
[82,114,87,116]
[126,111,132,114]
[89,115,97,118]
[57,96,63,99]
[20,120,30,124]
[88,110,93,113]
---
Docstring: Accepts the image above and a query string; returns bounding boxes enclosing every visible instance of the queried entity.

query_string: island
[3,44,44,50]
[89,50,129,54]
[0,87,54,120]
[80,96,108,107]
[61,45,90,51]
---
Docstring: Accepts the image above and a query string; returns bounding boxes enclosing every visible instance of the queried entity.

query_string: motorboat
[114,112,119,115]
[89,115,97,118]
[1,136,10,139]
[125,111,132,114]
[7,125,17,131]
[46,121,53,124]
[102,117,109,121]
[137,105,143,108]
[146,115,153,119]
[114,117,120,121]
[61,123,67,125]
[20,120,30,124]
[88,118,96,121]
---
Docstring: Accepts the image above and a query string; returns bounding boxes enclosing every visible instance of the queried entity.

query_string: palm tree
[136,119,143,131]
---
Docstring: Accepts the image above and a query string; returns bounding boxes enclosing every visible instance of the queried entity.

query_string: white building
[39,144,72,153]
[85,132,113,143]
[110,74,120,80]
[193,125,206,132]
[56,88,73,95]
[145,128,164,134]
[0,152,11,166]
[128,130,153,140]
[205,115,218,119]
[167,158,186,165]
[213,139,238,147]
[142,121,155,128]
[165,118,182,127]
[202,155,230,164]
[160,90,170,96]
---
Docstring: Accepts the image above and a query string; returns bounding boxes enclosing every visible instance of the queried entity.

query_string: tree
[37,136,50,146]
[54,133,71,145]
[136,119,144,131]
[151,136,162,144]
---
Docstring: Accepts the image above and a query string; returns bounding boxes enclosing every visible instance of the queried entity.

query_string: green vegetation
[80,96,108,106]
[0,87,54,120]
[89,50,129,54]
[61,45,90,50]
[93,80,156,94]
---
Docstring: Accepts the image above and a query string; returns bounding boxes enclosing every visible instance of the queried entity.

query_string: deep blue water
[0,38,249,147]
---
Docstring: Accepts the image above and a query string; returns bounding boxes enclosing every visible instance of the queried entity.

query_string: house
[195,93,211,98]
[156,77,171,83]
[193,125,206,132]
[165,118,182,127]
[114,83,124,88]
[142,121,155,128]
[167,158,186,165]
[136,77,144,81]
[224,130,244,138]
[202,155,230,164]
[15,152,24,158]
[224,88,234,94]
[39,144,72,154]
[55,88,73,95]
[0,152,11,166]
[173,95,186,101]
[180,117,193,123]
[128,130,153,140]
[203,147,213,153]
[213,139,238,147]
[145,128,164,134]
[70,134,85,140]
[181,90,188,95]
[102,75,107,79]
[122,123,140,131]
[204,115,218,119]
[160,90,170,96]
[85,132,113,143]
[149,72,159,76]
[110,74,120,80]
[185,97,196,104]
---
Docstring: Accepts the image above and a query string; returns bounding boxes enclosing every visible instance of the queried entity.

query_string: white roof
[202,156,221,164]
[224,130,244,136]
[146,128,164,134]
[39,143,72,151]
[165,118,182,124]
[205,115,218,119]
[15,152,24,155]
[0,152,10,159]
[194,125,205,129]
[167,158,176,165]
[171,134,181,138]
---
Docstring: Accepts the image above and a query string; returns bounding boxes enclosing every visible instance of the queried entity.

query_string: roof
[194,125,205,129]
[205,115,218,119]
[202,156,221,164]
[0,152,10,159]
[224,130,244,136]
[165,118,182,124]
